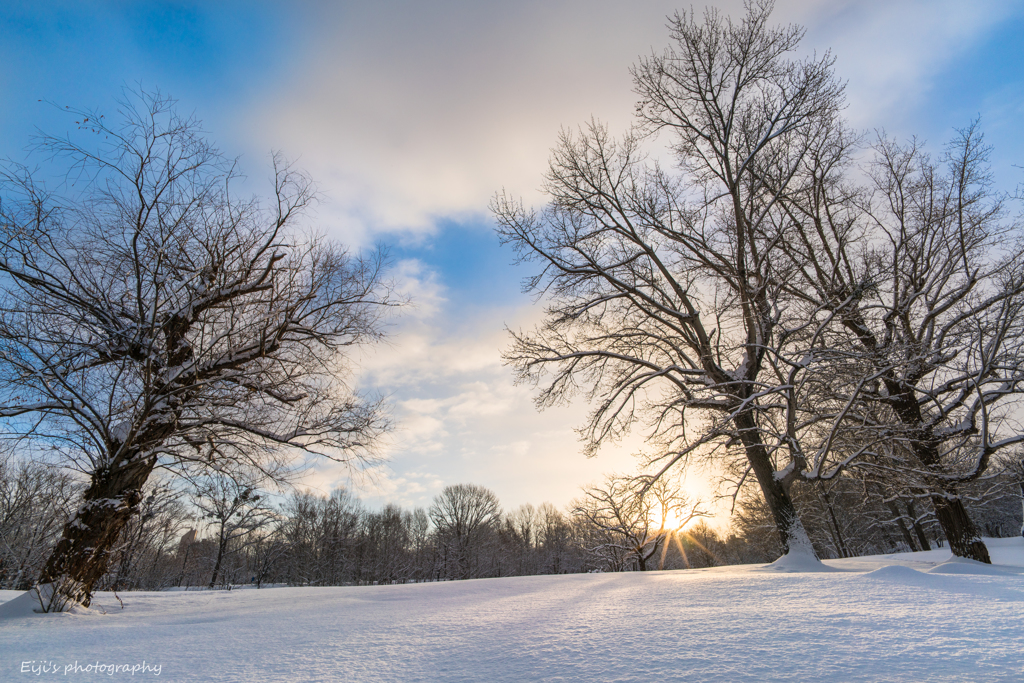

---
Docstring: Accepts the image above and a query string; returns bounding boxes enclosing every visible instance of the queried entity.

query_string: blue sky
[3,0,1024,515]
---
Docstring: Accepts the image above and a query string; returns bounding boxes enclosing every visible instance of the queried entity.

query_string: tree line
[3,457,1018,593]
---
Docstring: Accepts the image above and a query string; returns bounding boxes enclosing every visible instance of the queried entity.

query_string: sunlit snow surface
[2,538,1023,682]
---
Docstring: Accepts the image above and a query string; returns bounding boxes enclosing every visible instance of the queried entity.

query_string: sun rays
[656,526,721,571]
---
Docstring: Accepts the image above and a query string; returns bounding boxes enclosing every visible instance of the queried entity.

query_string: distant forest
[2,457,1018,592]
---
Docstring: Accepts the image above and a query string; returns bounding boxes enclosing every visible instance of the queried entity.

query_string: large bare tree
[772,123,1024,562]
[493,0,844,557]
[0,92,395,609]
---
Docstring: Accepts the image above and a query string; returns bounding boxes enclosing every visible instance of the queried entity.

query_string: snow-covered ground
[2,538,1022,682]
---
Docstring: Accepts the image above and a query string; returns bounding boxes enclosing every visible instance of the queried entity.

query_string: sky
[2,0,1023,518]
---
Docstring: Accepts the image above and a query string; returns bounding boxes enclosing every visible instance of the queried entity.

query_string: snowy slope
[2,538,1022,682]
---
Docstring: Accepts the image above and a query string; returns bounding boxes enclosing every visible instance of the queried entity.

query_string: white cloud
[327,275,646,510]
[248,0,695,243]
[800,0,1018,131]
[390,258,447,320]
[237,0,1016,246]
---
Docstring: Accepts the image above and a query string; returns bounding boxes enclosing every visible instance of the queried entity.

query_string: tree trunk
[884,500,919,552]
[736,411,817,558]
[36,459,155,609]
[884,395,991,562]
[905,499,931,552]
[931,494,991,563]
[818,484,850,558]
[209,537,226,589]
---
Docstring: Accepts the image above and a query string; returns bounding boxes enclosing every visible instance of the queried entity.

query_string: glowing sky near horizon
[2,0,1023,517]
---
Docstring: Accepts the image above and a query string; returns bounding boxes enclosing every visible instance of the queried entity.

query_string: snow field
[2,538,1022,682]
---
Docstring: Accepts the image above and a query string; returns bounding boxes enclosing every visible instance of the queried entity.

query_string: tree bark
[37,458,155,608]
[818,484,850,558]
[839,308,994,563]
[908,440,989,562]
[736,411,817,558]
[887,389,990,562]
[209,536,226,589]
[931,494,991,563]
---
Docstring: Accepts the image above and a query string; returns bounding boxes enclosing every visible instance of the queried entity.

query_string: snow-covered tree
[0,91,396,609]
[493,0,844,557]
[0,455,78,590]
[772,123,1024,562]
[190,474,275,588]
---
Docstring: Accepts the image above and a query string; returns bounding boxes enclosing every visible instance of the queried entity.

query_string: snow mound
[927,557,1016,575]
[757,552,842,573]
[861,565,974,591]
[863,565,927,581]
[862,564,1024,603]
[0,590,42,618]
[0,588,92,619]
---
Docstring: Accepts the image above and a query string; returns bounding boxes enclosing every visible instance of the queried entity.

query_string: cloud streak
[239,0,1020,246]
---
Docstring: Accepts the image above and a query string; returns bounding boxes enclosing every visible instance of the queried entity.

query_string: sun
[650,502,698,531]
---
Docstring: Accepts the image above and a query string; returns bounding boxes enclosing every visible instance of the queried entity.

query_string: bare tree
[498,504,540,575]
[404,507,433,582]
[190,473,275,588]
[246,521,288,589]
[772,122,1024,562]
[0,91,396,609]
[103,480,190,591]
[493,0,844,557]
[535,503,584,574]
[279,488,363,586]
[573,474,703,571]
[429,483,501,580]
[359,504,413,584]
[0,455,78,590]
[996,450,1024,537]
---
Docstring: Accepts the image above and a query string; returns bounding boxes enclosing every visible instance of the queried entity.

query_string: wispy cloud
[240,0,1018,247]
[801,0,1020,130]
